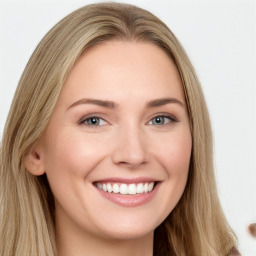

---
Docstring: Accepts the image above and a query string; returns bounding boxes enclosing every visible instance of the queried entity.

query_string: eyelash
[147,113,178,126]
[78,113,178,128]
[78,114,107,127]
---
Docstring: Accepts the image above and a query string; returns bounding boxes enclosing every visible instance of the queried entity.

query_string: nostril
[112,135,149,166]
[116,161,148,169]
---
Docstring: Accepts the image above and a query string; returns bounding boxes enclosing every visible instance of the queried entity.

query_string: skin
[25,41,192,256]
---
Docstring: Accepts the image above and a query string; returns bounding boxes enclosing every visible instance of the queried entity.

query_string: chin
[99,226,155,241]
[89,212,162,241]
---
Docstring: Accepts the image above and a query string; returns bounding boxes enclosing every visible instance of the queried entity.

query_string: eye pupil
[88,117,99,125]
[156,117,161,123]
[154,117,164,125]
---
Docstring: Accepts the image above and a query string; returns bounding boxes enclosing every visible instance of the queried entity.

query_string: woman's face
[36,41,191,240]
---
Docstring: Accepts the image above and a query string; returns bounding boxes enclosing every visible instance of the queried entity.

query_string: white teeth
[148,182,154,192]
[96,183,103,190]
[107,183,112,193]
[112,183,119,193]
[102,184,107,192]
[144,183,148,193]
[128,184,136,195]
[96,182,155,195]
[136,183,144,194]
[120,184,128,194]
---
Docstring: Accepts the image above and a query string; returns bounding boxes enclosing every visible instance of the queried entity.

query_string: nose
[112,126,149,168]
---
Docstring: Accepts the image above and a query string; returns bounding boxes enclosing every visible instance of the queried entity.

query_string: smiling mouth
[93,180,160,207]
[95,182,156,195]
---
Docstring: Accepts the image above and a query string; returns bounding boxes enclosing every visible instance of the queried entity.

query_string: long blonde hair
[0,2,237,255]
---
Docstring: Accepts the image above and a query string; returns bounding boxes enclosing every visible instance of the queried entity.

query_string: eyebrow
[146,98,184,108]
[67,97,184,110]
[67,98,117,110]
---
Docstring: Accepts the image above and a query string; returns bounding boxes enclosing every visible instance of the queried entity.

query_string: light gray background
[0,0,255,255]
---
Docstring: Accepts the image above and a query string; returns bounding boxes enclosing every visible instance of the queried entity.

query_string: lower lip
[95,183,160,207]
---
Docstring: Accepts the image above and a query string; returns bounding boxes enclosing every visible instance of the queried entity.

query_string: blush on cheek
[166,144,191,171]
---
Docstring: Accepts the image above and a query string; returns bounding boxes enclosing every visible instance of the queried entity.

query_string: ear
[24,143,46,176]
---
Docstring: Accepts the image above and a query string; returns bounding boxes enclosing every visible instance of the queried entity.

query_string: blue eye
[79,116,107,126]
[148,115,176,126]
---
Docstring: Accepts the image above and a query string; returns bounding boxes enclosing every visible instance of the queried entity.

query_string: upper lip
[93,177,160,184]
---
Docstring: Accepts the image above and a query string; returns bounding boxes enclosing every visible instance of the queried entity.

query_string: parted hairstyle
[0,2,237,256]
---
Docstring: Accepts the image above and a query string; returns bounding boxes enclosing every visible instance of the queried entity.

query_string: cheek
[41,129,110,216]
[155,129,191,212]
[43,130,107,177]
[158,129,192,176]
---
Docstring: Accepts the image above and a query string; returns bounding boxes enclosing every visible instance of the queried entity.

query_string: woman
[0,2,238,255]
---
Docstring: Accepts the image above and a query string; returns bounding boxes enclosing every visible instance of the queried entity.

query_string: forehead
[59,40,185,106]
